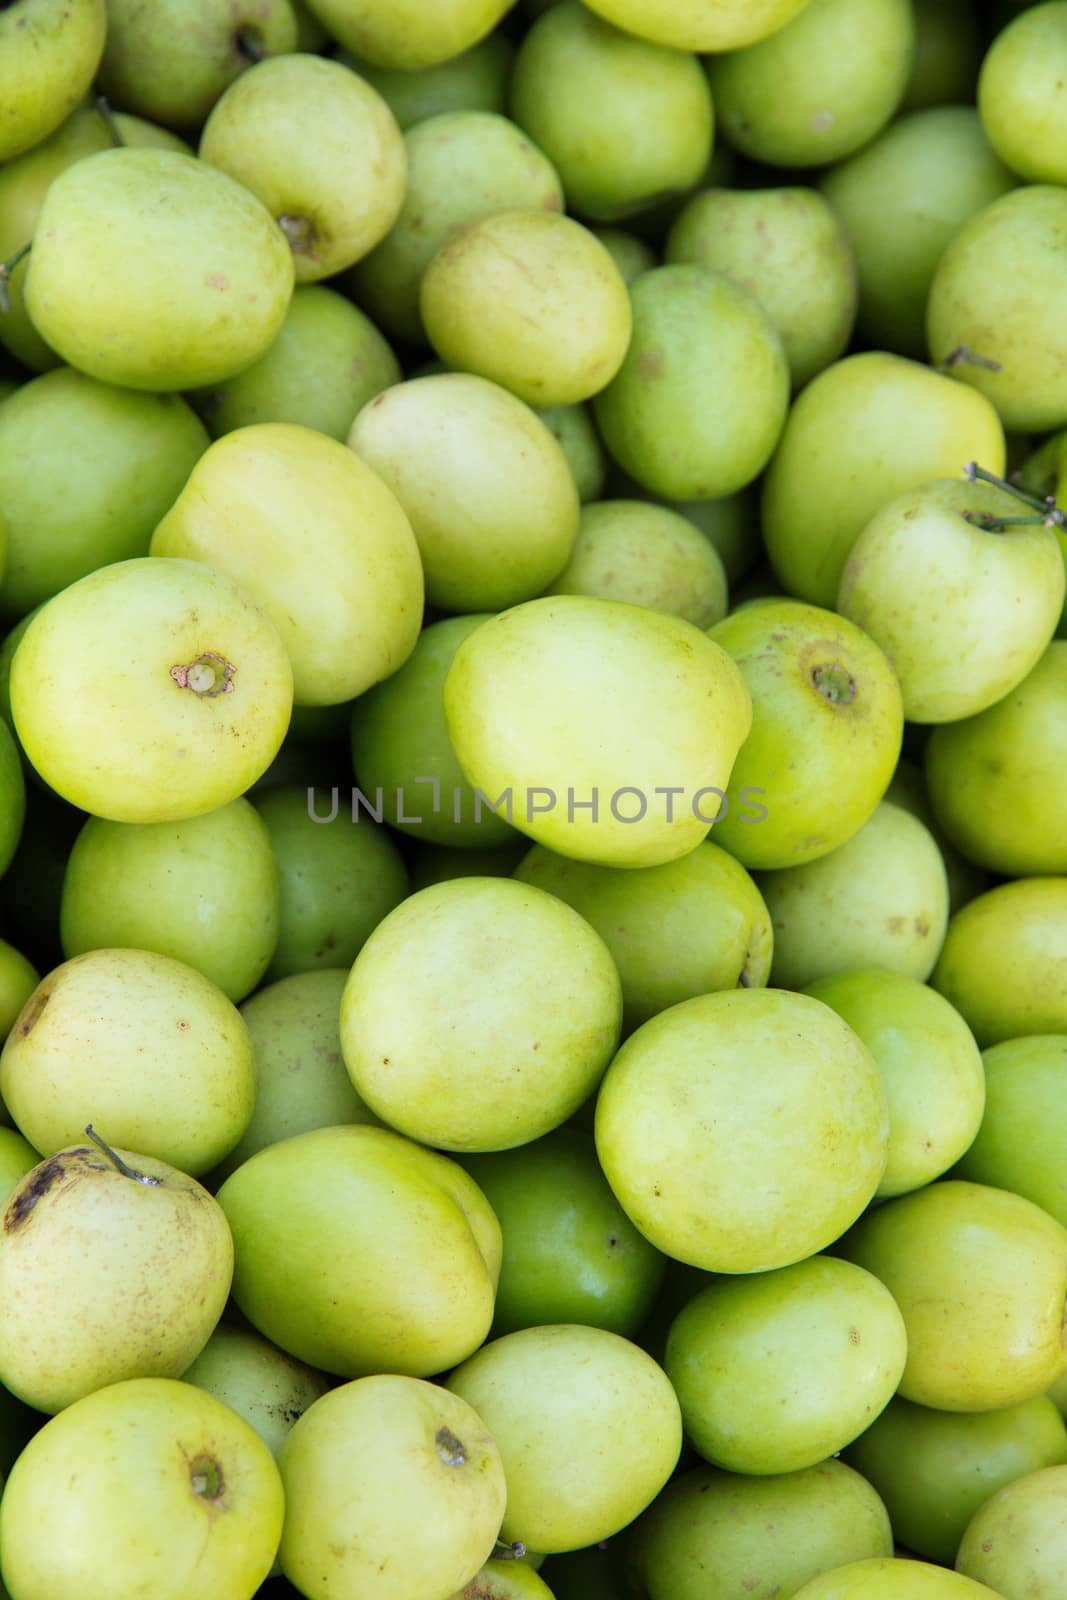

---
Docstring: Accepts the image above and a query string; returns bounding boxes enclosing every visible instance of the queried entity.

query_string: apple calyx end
[189,1453,225,1502]
[810,661,856,707]
[170,653,236,697]
[278,214,318,259]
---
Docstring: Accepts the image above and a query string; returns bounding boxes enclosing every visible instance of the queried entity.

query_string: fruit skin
[593,264,790,501]
[762,351,1006,607]
[953,1036,1067,1228]
[25,148,295,393]
[0,1377,285,1600]
[339,876,622,1153]
[665,1255,908,1475]
[576,0,814,52]
[199,54,407,282]
[630,1459,894,1600]
[931,878,1067,1046]
[791,1558,1007,1598]
[301,0,514,69]
[843,1394,1067,1565]
[446,1323,683,1554]
[9,557,293,824]
[0,1141,234,1414]
[594,987,888,1274]
[978,1,1067,184]
[0,0,107,164]
[339,32,514,129]
[443,594,753,869]
[837,479,1064,724]
[215,1123,501,1379]
[838,1180,1067,1412]
[0,947,256,1174]
[804,970,984,1199]
[927,185,1067,433]
[924,642,1067,875]
[181,1322,330,1460]
[707,599,903,870]
[278,1375,508,1600]
[705,0,915,169]
[509,4,714,223]
[955,1462,1067,1596]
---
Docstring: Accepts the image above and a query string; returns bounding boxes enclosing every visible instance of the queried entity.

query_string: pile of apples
[3,0,1067,1596]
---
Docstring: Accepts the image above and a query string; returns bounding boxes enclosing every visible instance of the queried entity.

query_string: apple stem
[84,1125,162,1187]
[235,25,267,62]
[939,344,1003,375]
[964,461,1067,530]
[95,96,126,148]
[492,1541,528,1561]
[0,242,31,315]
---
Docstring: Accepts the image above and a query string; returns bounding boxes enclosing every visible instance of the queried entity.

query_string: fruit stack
[0,1,1065,1598]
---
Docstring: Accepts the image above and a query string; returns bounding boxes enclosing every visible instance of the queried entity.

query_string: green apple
[953,1036,1067,1226]
[0,947,255,1174]
[925,642,1067,874]
[803,970,984,1199]
[10,556,293,822]
[350,614,517,850]
[349,374,579,613]
[0,941,37,1041]
[513,838,772,1032]
[666,187,856,389]
[0,1128,39,1208]
[181,1322,330,1459]
[593,264,790,500]
[98,0,299,132]
[0,1137,233,1412]
[340,877,622,1152]
[758,802,950,989]
[0,366,209,618]
[762,352,1006,606]
[957,1463,1067,1596]
[212,969,380,1183]
[446,1561,554,1599]
[0,1376,283,1600]
[536,403,607,502]
[927,185,1067,433]
[25,148,295,392]
[216,1123,501,1377]
[302,0,514,68]
[347,110,563,348]
[705,0,914,168]
[546,499,727,627]
[0,0,106,163]
[460,1126,666,1337]
[152,422,423,706]
[339,32,515,128]
[631,1460,893,1600]
[59,799,280,1003]
[791,1558,1007,1598]
[885,756,989,917]
[576,0,814,51]
[191,285,400,442]
[838,479,1063,724]
[200,55,405,282]
[443,595,753,868]
[595,987,888,1273]
[978,2,1067,183]
[844,1394,1067,1565]
[279,1374,507,1600]
[0,721,25,879]
[901,0,982,109]
[253,784,409,979]
[421,210,632,408]
[838,1179,1067,1411]
[707,598,903,869]
[931,878,1067,1046]
[819,107,1014,357]
[666,1255,906,1475]
[447,1324,682,1553]
[509,4,713,222]
[592,227,657,285]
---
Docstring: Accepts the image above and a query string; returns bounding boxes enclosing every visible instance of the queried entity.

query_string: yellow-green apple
[340,877,622,1151]
[594,987,888,1272]
[576,0,814,51]
[339,32,514,129]
[0,940,36,1042]
[536,403,606,501]
[0,1129,38,1208]
[791,1558,1007,1597]
[953,1036,1067,1226]
[181,1322,330,1459]
[931,878,1067,1045]
[301,0,515,68]
[978,2,1067,183]
[446,1562,554,1599]
[546,499,727,627]
[0,0,106,163]
[957,1463,1067,1596]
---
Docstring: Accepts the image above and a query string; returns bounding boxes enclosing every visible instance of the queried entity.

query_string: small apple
[978,2,1067,184]
[278,1374,507,1600]
[594,987,888,1273]
[546,499,728,628]
[181,1322,330,1459]
[340,876,622,1152]
[535,403,607,501]
[931,877,1067,1046]
[956,1463,1067,1597]
[0,1376,284,1600]
[446,1323,682,1553]
[0,947,255,1173]
[837,1179,1067,1411]
[0,1133,233,1413]
[0,1129,38,1209]
[301,0,515,69]
[791,1558,1006,1598]
[953,1035,1067,1227]
[576,0,814,52]
[216,1123,501,1378]
[0,0,106,164]
[446,1560,555,1599]
[339,32,515,129]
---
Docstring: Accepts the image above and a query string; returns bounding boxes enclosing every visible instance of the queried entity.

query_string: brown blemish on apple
[17,983,51,1037]
[848,1327,860,1346]
[3,1147,103,1232]
[204,273,229,292]
[637,349,664,380]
